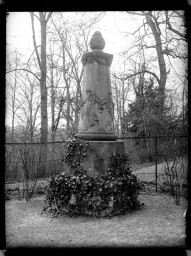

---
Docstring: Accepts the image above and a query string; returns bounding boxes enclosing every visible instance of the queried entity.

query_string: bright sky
[6,12,33,55]
[6,12,140,63]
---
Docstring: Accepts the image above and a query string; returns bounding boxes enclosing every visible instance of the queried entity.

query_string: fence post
[155,135,158,192]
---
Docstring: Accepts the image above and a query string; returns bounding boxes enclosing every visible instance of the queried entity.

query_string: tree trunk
[62,46,70,137]
[144,12,167,111]
[74,80,80,133]
[50,61,55,142]
[114,78,120,137]
[11,63,17,143]
[29,102,33,143]
[30,12,52,177]
[39,13,48,177]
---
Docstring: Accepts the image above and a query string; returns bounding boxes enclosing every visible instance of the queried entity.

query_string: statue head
[90,31,105,50]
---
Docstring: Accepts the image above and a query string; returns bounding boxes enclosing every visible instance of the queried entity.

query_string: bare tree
[112,73,133,137]
[6,50,41,143]
[6,51,20,143]
[47,12,104,137]
[46,42,65,141]
[7,70,40,142]
[30,12,52,177]
[123,11,187,114]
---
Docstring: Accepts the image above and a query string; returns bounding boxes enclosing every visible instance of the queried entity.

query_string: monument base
[67,140,124,177]
[77,132,117,141]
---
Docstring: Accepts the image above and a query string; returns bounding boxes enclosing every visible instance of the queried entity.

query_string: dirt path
[133,159,187,185]
[5,193,187,248]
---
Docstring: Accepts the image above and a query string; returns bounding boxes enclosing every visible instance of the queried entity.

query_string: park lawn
[5,192,187,248]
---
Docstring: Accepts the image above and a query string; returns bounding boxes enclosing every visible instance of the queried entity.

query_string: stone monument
[77,31,117,141]
[76,31,124,176]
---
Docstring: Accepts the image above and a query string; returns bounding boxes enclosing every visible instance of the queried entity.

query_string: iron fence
[122,135,188,192]
[5,141,67,181]
[5,135,188,192]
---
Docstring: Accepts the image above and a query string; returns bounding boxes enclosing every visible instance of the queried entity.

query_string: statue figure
[82,90,99,131]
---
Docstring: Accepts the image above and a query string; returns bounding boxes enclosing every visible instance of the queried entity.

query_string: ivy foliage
[64,135,91,168]
[43,135,142,218]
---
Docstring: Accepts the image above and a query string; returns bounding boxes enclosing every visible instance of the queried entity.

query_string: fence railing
[5,135,188,192]
[122,135,188,192]
[5,141,67,180]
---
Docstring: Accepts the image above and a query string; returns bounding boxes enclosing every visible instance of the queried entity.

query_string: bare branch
[127,11,144,16]
[113,70,160,85]
[30,12,41,69]
[165,11,186,41]
[45,12,52,24]
[173,11,184,20]
[26,46,41,66]
[33,13,40,22]
[147,11,162,35]
[6,68,40,82]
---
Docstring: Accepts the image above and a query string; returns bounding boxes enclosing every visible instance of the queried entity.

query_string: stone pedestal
[80,140,124,177]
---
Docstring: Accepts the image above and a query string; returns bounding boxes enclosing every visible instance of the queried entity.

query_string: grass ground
[5,192,187,248]
[4,158,188,247]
